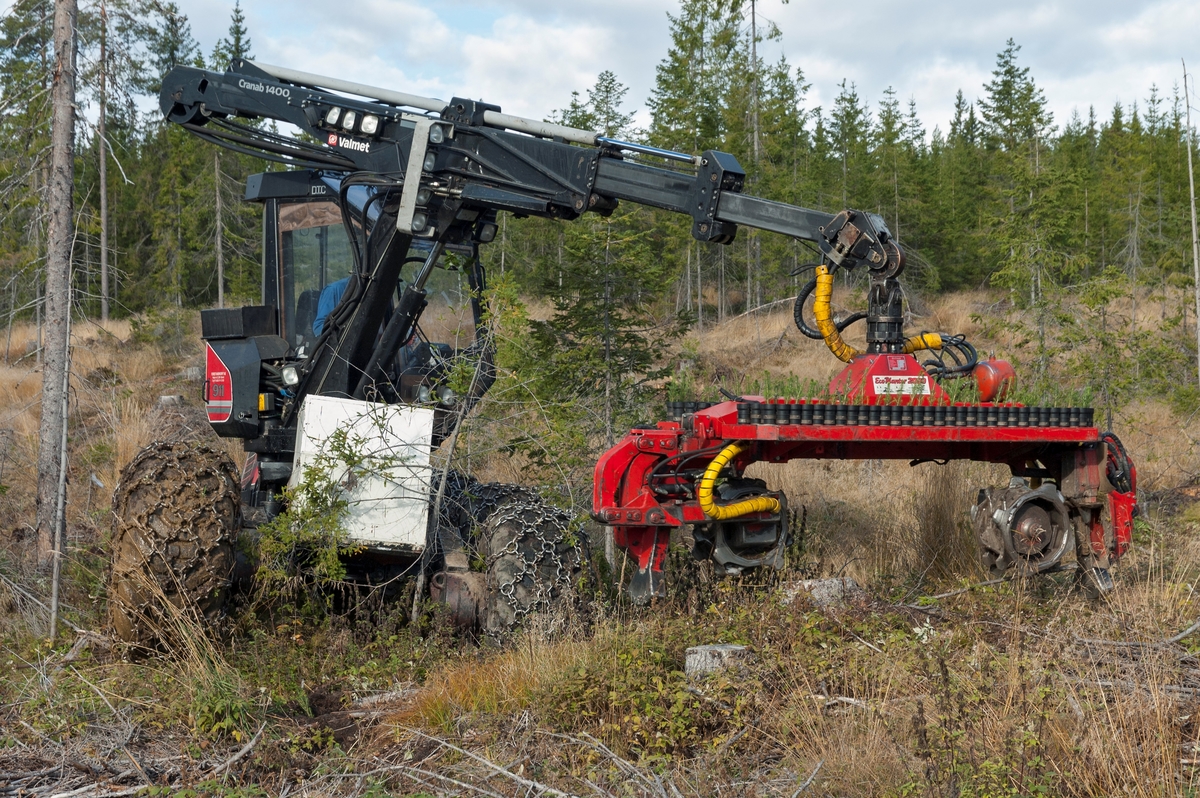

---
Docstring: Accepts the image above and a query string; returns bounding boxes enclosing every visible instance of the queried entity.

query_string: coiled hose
[796,266,947,362]
[811,265,863,363]
[697,443,781,520]
[1101,431,1135,494]
[793,267,866,340]
[903,332,943,354]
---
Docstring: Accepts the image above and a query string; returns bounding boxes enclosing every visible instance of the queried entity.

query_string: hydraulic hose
[812,265,862,363]
[903,332,943,354]
[697,443,782,521]
[793,272,867,340]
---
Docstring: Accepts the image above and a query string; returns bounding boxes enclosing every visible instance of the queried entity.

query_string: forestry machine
[110,59,1138,641]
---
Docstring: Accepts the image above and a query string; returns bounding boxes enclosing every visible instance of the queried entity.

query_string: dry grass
[389,627,594,730]
[3,289,1200,794]
[364,542,1200,794]
[0,315,199,557]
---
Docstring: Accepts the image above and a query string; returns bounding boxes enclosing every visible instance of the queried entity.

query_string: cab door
[272,199,355,350]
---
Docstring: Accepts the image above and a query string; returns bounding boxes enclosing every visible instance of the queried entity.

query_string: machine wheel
[108,441,240,646]
[466,484,587,637]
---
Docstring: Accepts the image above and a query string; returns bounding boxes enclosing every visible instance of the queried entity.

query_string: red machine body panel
[828,352,947,402]
[593,353,1138,592]
[204,343,234,424]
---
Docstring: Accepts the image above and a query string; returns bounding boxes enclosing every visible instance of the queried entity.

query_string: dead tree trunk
[98,0,109,322]
[36,0,77,568]
[215,152,224,308]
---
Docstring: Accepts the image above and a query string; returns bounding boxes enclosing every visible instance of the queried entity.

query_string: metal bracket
[442,96,502,127]
[687,150,745,244]
[397,116,434,235]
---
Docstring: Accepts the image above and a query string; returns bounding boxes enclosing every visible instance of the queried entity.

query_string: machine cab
[246,171,355,351]
[245,170,480,388]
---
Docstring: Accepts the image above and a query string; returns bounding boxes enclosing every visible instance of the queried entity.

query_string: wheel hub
[1011,504,1052,555]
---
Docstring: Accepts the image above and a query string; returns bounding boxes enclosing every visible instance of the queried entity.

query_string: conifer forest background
[1,0,1199,414]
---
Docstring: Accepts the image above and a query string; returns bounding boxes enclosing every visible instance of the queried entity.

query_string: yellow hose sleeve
[813,265,862,363]
[696,443,782,521]
[902,332,943,354]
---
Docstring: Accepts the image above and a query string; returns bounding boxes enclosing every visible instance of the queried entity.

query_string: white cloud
[457,15,613,118]
[165,0,1200,140]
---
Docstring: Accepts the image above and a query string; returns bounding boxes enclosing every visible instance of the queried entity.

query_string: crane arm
[160,59,892,260]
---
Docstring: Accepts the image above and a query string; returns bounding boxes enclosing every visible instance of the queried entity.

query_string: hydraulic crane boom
[162,59,916,415]
[162,58,838,246]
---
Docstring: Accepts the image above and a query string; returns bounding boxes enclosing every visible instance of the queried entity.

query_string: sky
[162,0,1200,136]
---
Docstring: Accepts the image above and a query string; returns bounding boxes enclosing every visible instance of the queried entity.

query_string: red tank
[973,357,1016,402]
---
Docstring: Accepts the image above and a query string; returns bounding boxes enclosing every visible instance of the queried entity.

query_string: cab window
[277,200,354,348]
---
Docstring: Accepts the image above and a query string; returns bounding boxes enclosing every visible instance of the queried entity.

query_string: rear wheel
[460,484,587,637]
[108,441,240,646]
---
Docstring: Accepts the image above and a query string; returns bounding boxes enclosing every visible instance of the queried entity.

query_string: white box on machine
[288,395,433,552]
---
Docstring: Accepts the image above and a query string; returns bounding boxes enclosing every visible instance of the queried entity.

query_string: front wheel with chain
[457,483,588,638]
[108,440,241,647]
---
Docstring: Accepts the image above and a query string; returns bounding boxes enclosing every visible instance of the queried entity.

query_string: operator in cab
[312,276,350,335]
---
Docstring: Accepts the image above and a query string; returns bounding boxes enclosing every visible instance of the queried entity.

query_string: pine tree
[0,0,55,330]
[503,204,681,490]
[646,0,744,153]
[145,0,199,87]
[77,0,152,320]
[210,0,251,68]
[827,79,871,209]
[979,38,1051,152]
[553,70,634,138]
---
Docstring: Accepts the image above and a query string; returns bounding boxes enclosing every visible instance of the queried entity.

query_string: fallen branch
[1064,677,1200,697]
[1075,615,1200,650]
[52,634,109,679]
[47,770,134,798]
[52,789,142,798]
[535,731,666,798]
[823,696,870,712]
[791,759,824,796]
[728,295,798,321]
[714,726,748,755]
[405,730,570,797]
[206,721,266,777]
[0,766,63,780]
[908,563,1080,604]
[392,765,507,798]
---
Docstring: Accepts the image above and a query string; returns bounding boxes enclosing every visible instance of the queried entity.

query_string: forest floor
[3,290,1200,796]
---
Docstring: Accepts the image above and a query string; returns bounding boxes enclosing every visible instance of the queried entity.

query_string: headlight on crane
[281,366,300,386]
[341,110,357,131]
[428,123,447,144]
[475,222,497,243]
[411,212,427,232]
[423,153,437,172]
[324,107,342,126]
[416,188,432,205]
[360,114,380,136]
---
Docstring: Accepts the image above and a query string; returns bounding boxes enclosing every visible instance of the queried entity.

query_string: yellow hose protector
[813,265,862,363]
[902,332,943,354]
[697,443,782,521]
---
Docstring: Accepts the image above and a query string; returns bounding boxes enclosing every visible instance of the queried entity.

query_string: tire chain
[108,440,240,646]
[440,479,586,635]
